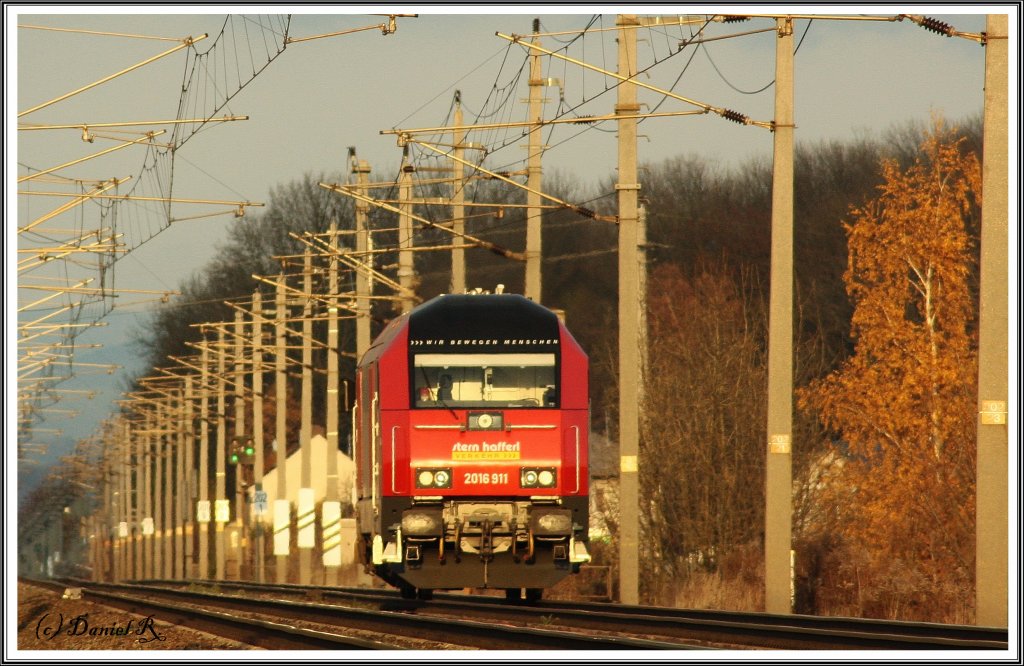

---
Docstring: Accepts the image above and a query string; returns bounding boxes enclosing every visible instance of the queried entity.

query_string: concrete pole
[174,385,186,579]
[637,203,648,390]
[102,433,114,582]
[113,428,119,581]
[975,12,1008,629]
[275,273,289,583]
[451,95,467,295]
[215,327,227,580]
[107,438,116,582]
[112,431,123,580]
[90,513,100,582]
[123,421,133,580]
[153,403,164,579]
[100,427,112,581]
[235,309,247,436]
[525,19,544,302]
[252,289,266,583]
[325,222,341,585]
[234,308,246,580]
[399,148,415,313]
[99,512,108,582]
[351,150,373,359]
[299,252,314,585]
[163,399,174,579]
[183,375,195,579]
[199,342,210,579]
[764,16,795,615]
[129,423,137,579]
[118,424,129,581]
[616,13,641,606]
[142,412,153,579]
[133,416,144,578]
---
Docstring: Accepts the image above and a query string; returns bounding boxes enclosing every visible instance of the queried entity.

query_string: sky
[8,6,1016,482]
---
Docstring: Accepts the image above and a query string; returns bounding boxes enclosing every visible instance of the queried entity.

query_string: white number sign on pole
[214,499,231,523]
[253,490,268,517]
[196,500,211,524]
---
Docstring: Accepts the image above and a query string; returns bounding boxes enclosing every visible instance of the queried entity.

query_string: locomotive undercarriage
[366,497,590,595]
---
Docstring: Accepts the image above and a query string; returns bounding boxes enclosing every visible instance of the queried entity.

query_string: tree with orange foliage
[798,119,980,621]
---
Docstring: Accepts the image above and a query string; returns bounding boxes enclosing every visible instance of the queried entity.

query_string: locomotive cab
[354,293,590,599]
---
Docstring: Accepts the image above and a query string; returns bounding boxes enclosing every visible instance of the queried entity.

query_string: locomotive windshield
[413,353,557,408]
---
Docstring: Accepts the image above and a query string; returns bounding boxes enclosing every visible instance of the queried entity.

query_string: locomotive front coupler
[479,518,494,563]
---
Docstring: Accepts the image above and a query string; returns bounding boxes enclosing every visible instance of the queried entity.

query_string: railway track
[23,578,399,650]
[49,579,696,650]
[125,578,1008,650]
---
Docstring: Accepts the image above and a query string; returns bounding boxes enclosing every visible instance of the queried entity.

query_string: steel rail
[76,580,699,650]
[22,578,397,649]
[145,578,1008,650]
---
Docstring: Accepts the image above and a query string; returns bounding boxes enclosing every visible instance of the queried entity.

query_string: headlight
[415,467,452,489]
[520,467,556,488]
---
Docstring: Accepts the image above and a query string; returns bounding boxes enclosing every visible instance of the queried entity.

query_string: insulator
[722,15,750,23]
[921,16,953,36]
[721,109,748,125]
[575,206,596,219]
[533,17,540,33]
[572,115,596,124]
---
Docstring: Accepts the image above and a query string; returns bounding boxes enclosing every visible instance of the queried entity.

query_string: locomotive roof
[407,293,560,344]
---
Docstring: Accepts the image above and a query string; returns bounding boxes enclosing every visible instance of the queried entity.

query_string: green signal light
[230,454,239,464]
[245,446,254,456]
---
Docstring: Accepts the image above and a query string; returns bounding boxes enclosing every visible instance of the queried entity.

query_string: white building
[253,432,356,509]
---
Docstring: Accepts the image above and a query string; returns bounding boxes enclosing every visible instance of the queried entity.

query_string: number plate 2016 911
[463,471,510,485]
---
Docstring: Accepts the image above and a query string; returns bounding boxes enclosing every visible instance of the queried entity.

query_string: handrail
[572,426,581,494]
[371,394,379,514]
[390,426,399,494]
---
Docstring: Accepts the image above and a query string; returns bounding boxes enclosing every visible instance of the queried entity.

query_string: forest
[120,114,984,622]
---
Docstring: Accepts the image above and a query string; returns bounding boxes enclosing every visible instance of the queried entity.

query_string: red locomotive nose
[355,292,590,599]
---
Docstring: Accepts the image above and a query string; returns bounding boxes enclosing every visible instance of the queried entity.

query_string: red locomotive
[354,292,591,600]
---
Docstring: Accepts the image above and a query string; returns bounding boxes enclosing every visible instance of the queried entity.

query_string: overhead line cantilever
[318,182,525,261]
[18,34,208,118]
[18,132,166,184]
[19,178,130,236]
[380,109,706,138]
[19,116,249,132]
[496,31,773,130]
[402,138,617,223]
